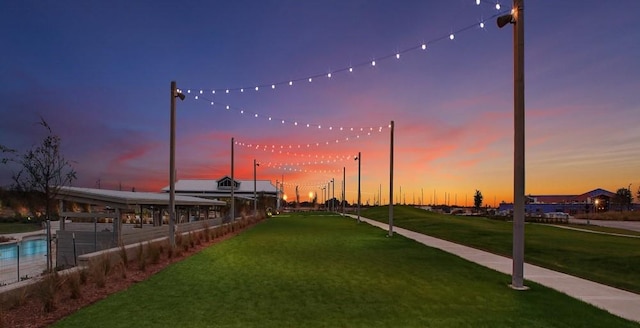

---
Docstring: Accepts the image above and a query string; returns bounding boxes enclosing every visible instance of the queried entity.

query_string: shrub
[89,253,111,288]
[119,244,128,265]
[202,222,211,242]
[67,271,82,299]
[79,268,88,285]
[1,286,29,311]
[137,243,147,272]
[36,272,63,312]
[148,242,161,265]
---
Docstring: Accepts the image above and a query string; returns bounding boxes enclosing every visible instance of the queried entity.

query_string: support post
[511,0,526,290]
[342,167,346,215]
[357,151,361,222]
[231,137,235,222]
[169,81,177,248]
[389,120,394,237]
[254,159,258,216]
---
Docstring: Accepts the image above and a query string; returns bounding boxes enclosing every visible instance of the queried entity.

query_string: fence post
[73,232,77,266]
[46,220,52,273]
[17,243,20,282]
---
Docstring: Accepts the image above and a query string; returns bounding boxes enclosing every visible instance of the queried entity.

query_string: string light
[182,8,509,95]
[192,94,390,133]
[234,126,385,153]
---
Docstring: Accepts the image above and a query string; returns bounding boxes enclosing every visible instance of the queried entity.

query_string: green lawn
[0,222,42,234]
[362,206,640,293]
[54,213,638,327]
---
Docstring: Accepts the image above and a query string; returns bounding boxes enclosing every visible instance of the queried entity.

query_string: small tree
[473,190,483,211]
[1,118,77,221]
[2,118,77,272]
[613,187,633,211]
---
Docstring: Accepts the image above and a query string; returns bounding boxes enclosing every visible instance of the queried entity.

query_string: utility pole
[231,137,235,222]
[389,120,394,237]
[498,0,526,290]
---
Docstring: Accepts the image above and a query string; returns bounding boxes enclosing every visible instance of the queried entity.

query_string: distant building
[498,188,619,215]
[161,176,278,205]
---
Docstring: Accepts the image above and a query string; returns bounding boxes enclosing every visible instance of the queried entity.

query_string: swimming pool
[0,235,47,261]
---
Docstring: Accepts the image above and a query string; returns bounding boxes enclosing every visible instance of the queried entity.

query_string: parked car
[544,212,570,219]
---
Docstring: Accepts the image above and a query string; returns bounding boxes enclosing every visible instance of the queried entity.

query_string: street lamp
[331,178,335,213]
[497,0,526,290]
[254,159,259,216]
[169,81,185,248]
[355,152,361,223]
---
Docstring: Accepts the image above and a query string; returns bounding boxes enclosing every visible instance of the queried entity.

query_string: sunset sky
[1,1,639,206]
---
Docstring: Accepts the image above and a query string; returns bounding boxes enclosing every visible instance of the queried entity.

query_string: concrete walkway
[569,218,640,232]
[353,215,640,323]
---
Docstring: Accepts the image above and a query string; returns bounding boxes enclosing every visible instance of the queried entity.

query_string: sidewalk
[353,215,640,323]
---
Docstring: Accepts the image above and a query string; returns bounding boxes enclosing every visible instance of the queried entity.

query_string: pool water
[0,236,47,261]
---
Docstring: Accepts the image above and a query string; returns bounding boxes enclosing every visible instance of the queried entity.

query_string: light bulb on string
[185,11,511,96]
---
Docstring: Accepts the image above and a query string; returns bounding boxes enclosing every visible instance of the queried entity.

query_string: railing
[0,236,48,286]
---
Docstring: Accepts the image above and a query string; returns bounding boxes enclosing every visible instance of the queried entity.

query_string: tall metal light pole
[254,159,259,215]
[276,179,280,212]
[327,181,331,212]
[342,167,346,215]
[169,81,184,248]
[498,0,526,290]
[389,120,394,237]
[231,137,235,222]
[355,152,361,222]
[331,178,335,213]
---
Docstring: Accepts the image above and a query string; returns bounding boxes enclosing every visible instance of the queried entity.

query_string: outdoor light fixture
[496,0,526,291]
[496,13,514,28]
[254,159,260,215]
[355,152,361,223]
[169,81,184,248]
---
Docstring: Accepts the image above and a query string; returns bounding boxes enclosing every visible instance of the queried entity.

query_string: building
[498,188,619,216]
[161,176,279,210]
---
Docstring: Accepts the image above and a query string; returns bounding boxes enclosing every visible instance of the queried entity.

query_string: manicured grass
[55,213,638,327]
[0,222,41,234]
[362,206,640,293]
[564,224,640,237]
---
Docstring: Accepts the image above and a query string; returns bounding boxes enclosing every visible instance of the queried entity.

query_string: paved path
[569,218,640,232]
[351,215,640,323]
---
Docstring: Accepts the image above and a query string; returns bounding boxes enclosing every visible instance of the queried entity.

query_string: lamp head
[176,92,186,101]
[496,14,514,28]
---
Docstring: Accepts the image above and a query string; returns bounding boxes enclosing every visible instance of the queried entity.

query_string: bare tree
[2,118,77,272]
[1,118,77,221]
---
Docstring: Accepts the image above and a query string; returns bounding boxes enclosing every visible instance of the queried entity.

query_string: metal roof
[56,186,225,209]
[161,178,277,194]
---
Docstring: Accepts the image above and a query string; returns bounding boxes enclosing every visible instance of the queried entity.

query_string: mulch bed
[1,223,252,328]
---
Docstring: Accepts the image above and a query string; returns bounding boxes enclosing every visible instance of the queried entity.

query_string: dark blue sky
[1,1,639,204]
